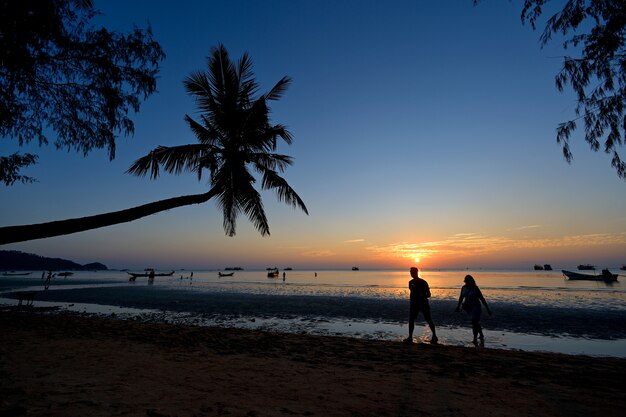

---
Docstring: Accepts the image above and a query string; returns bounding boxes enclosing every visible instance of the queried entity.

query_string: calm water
[158,269,626,310]
[2,268,625,357]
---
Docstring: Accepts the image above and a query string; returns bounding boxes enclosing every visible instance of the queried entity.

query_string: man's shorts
[410,299,432,320]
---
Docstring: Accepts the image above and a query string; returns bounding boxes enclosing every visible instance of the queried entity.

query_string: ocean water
[1,268,625,357]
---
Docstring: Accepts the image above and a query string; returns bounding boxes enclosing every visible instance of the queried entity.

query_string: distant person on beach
[404,267,438,344]
[148,269,155,285]
[44,271,52,290]
[455,274,491,346]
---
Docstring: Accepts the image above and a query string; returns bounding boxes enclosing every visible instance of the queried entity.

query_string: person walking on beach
[404,267,438,344]
[44,270,52,290]
[455,274,491,346]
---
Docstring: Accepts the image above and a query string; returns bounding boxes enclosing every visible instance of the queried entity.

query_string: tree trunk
[0,191,216,245]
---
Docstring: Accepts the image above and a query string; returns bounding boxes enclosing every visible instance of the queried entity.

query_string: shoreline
[2,281,626,359]
[2,310,625,416]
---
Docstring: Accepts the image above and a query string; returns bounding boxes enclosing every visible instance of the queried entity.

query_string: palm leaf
[265,76,291,101]
[127,144,212,179]
[262,170,309,215]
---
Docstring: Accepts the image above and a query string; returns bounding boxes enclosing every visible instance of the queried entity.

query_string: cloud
[344,239,365,243]
[506,225,543,231]
[366,232,626,260]
[302,250,337,257]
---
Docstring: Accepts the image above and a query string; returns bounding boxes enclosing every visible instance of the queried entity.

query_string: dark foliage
[0,0,165,185]
[0,153,38,185]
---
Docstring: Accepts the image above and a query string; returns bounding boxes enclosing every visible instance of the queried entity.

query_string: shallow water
[1,268,625,357]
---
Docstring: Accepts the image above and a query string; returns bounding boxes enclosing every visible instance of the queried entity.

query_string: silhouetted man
[404,267,438,344]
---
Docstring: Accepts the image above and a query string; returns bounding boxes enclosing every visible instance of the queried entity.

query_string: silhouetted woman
[455,274,491,346]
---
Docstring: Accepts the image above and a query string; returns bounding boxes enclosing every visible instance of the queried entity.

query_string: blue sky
[2,0,625,270]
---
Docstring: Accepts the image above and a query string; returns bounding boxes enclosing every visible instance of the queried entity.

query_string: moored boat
[543,264,553,271]
[267,268,279,278]
[534,264,544,270]
[1,271,32,276]
[562,269,618,282]
[352,267,359,271]
[57,272,74,277]
[577,264,596,270]
[127,270,175,278]
[218,272,234,277]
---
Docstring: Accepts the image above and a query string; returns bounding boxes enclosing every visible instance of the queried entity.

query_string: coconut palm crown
[127,44,308,236]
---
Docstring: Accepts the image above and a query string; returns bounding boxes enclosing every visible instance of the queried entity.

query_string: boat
[562,269,618,282]
[57,272,74,277]
[577,264,596,270]
[224,267,243,271]
[352,267,359,271]
[218,272,234,277]
[267,268,279,278]
[1,272,32,276]
[620,265,626,271]
[127,270,175,278]
[284,267,293,271]
[533,264,544,270]
[544,264,553,271]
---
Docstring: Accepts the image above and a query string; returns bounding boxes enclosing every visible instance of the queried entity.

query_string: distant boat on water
[57,272,74,277]
[577,264,596,271]
[127,270,175,278]
[621,265,626,271]
[218,272,234,277]
[534,264,544,270]
[1,271,32,276]
[267,268,279,278]
[544,264,553,271]
[352,267,359,271]
[562,269,618,283]
[225,267,243,271]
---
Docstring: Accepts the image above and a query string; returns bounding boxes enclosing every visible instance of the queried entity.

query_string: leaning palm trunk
[0,191,215,245]
[1,45,307,246]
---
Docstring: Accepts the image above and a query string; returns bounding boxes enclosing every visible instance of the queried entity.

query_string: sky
[1,0,625,271]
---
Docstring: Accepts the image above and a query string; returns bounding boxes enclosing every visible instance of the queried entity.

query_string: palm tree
[0,44,308,245]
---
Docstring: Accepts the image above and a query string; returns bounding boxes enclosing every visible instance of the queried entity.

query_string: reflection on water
[1,268,625,358]
[2,269,624,312]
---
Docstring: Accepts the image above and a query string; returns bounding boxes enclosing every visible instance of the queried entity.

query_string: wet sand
[10,285,626,339]
[1,310,625,417]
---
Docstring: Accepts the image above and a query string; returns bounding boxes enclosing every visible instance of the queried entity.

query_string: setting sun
[414,257,420,263]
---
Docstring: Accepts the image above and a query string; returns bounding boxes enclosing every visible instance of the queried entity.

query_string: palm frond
[126,147,165,179]
[126,144,213,179]
[265,76,291,101]
[184,71,216,115]
[212,162,269,236]
[237,53,259,101]
[268,124,293,145]
[185,115,220,145]
[262,170,309,215]
[251,152,293,173]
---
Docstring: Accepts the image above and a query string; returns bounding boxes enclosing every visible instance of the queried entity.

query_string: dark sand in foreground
[1,310,625,417]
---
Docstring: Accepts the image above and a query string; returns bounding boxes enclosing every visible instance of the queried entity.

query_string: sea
[1,268,625,358]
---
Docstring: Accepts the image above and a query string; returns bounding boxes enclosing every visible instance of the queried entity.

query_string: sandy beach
[1,310,625,417]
